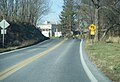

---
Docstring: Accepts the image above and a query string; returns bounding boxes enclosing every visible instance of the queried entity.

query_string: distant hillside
[0,22,49,49]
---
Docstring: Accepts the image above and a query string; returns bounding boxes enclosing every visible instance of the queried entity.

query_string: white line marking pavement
[79,39,98,82]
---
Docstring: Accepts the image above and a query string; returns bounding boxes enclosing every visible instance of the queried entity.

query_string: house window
[43,29,45,31]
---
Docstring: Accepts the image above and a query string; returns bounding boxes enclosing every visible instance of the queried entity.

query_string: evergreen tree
[60,0,76,37]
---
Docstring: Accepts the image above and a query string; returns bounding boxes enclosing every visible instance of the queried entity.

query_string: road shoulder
[80,39,112,82]
[0,40,49,56]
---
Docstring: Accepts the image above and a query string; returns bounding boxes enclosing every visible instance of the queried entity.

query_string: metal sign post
[88,24,96,44]
[0,19,10,47]
[3,26,5,47]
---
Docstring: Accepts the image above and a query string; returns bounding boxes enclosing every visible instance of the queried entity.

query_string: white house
[52,24,62,37]
[37,21,52,37]
[37,21,62,37]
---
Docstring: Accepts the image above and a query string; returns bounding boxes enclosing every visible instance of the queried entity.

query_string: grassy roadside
[85,40,120,82]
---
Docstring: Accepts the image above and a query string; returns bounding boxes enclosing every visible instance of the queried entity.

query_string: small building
[37,21,52,37]
[52,24,62,37]
[37,21,62,37]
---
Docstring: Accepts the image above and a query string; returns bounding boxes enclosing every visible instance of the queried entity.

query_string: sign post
[88,24,96,44]
[0,19,10,47]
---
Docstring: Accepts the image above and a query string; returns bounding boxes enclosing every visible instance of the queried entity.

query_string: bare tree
[0,0,8,19]
[77,0,120,40]
[0,0,50,26]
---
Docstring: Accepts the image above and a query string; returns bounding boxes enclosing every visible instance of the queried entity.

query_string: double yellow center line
[0,39,67,80]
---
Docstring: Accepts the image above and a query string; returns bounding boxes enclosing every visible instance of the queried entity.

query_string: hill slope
[0,22,49,50]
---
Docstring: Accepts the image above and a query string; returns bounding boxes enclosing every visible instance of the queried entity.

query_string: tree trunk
[94,9,99,41]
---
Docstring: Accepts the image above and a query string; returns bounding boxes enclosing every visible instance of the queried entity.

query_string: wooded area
[0,0,49,25]
[0,0,120,42]
[60,0,120,42]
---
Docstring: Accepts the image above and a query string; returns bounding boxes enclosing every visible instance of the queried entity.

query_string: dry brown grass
[85,40,120,82]
[0,40,36,53]
[106,37,120,43]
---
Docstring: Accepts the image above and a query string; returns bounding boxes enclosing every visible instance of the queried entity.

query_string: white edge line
[0,40,49,56]
[79,39,98,82]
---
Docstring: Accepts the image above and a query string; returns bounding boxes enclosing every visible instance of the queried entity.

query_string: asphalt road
[0,39,91,82]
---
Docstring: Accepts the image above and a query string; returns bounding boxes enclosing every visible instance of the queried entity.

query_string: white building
[52,24,62,37]
[37,21,52,37]
[37,21,62,37]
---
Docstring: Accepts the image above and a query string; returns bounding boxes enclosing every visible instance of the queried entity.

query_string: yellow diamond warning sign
[88,24,96,31]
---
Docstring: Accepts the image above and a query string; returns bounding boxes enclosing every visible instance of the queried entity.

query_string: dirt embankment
[0,22,49,52]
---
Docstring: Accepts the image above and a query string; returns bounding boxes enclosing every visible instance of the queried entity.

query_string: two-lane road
[0,39,90,82]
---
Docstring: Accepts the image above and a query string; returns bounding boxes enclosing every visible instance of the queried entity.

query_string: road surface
[0,39,90,82]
